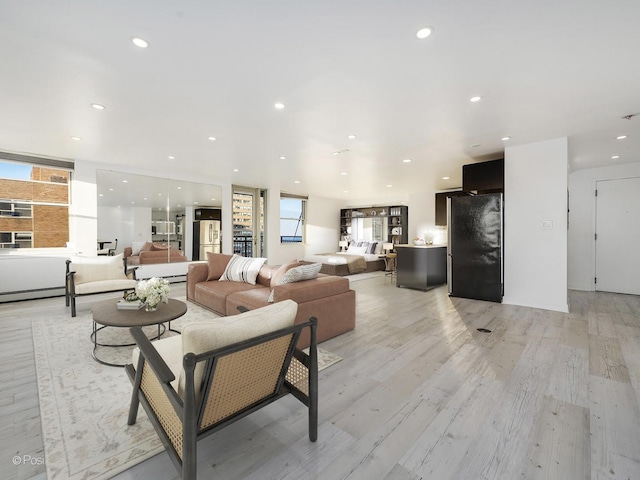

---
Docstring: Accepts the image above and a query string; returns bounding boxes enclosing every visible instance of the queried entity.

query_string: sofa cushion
[195,280,264,315]
[181,299,298,397]
[225,288,272,315]
[271,275,349,304]
[268,263,322,302]
[219,254,267,285]
[206,253,233,281]
[71,253,127,284]
[150,243,170,251]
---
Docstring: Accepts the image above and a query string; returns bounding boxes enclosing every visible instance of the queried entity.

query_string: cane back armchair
[125,299,318,480]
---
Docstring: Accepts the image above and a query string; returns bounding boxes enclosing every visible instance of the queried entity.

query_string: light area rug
[32,298,342,480]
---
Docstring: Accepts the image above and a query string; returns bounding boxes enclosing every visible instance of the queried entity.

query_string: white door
[595,177,640,294]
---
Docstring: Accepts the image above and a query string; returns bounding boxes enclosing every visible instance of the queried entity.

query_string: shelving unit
[340,205,408,245]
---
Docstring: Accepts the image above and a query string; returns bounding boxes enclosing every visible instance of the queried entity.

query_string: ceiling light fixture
[442,176,450,180]
[280,156,287,160]
[332,151,340,156]
[233,168,239,172]
[294,180,300,184]
[347,134,357,139]
[91,103,105,110]
[168,156,175,160]
[122,180,128,183]
[403,159,412,163]
[611,155,620,159]
[470,96,482,103]
[274,102,285,110]
[501,136,511,141]
[341,172,348,175]
[616,135,627,140]
[207,136,216,141]
[471,143,481,148]
[416,27,434,39]
[71,136,82,141]
[130,36,149,48]
[386,184,393,188]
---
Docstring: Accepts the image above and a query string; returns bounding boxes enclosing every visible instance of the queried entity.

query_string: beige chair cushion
[131,335,183,393]
[71,253,128,285]
[75,279,137,294]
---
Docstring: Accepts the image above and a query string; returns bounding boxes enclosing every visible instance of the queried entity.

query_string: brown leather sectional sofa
[186,257,356,349]
[124,242,187,265]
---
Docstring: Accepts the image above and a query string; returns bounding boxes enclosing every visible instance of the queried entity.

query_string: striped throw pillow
[218,255,267,285]
[268,262,322,302]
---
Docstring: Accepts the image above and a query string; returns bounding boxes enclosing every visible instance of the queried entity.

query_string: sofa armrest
[186,263,209,301]
[124,247,133,258]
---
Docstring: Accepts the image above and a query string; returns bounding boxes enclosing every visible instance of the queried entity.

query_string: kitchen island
[395,244,447,291]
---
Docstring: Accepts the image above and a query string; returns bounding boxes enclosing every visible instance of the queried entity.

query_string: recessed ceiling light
[332,151,340,156]
[71,136,82,141]
[108,188,113,191]
[442,176,450,180]
[470,96,482,103]
[193,201,199,205]
[403,159,412,163]
[347,134,357,139]
[294,180,300,184]
[177,186,182,190]
[471,143,481,148]
[416,27,434,39]
[501,136,511,141]
[211,198,216,201]
[91,103,105,110]
[233,168,239,172]
[168,156,175,160]
[143,197,147,200]
[386,184,393,188]
[130,36,149,48]
[274,102,285,110]
[616,135,627,140]
[98,193,104,197]
[131,201,135,204]
[122,180,128,183]
[280,156,287,160]
[611,155,620,159]
[340,172,348,175]
[343,190,349,193]
[207,136,216,141]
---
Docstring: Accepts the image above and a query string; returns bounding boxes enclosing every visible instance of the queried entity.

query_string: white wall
[408,191,447,245]
[568,161,640,291]
[503,137,569,312]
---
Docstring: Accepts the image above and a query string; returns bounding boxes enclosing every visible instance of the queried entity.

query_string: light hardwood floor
[2,274,640,479]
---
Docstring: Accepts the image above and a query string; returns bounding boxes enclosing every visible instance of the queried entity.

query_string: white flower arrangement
[135,277,170,309]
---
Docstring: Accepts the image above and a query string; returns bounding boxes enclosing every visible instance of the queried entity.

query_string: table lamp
[383,242,394,254]
[339,240,348,252]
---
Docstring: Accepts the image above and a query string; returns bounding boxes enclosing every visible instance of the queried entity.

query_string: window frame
[279,193,307,244]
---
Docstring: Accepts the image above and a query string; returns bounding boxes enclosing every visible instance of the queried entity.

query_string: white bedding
[305,252,381,265]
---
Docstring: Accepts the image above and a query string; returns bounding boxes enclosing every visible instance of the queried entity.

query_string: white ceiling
[1,1,639,205]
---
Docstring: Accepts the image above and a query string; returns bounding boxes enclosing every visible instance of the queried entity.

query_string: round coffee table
[91,297,187,367]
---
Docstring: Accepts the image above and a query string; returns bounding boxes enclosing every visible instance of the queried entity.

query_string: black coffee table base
[91,322,168,367]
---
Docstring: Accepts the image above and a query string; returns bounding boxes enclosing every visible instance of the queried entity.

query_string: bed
[303,242,386,276]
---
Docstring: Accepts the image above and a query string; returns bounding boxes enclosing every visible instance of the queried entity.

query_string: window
[280,194,306,244]
[0,151,73,249]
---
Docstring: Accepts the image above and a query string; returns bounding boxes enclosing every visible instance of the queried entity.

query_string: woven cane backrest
[199,334,293,430]
[140,363,184,460]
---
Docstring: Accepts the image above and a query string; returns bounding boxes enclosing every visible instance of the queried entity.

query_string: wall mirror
[351,216,388,242]
[96,170,222,261]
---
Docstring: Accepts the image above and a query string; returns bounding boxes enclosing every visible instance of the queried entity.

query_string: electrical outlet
[541,220,553,230]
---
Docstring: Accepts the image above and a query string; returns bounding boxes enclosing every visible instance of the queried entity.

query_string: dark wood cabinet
[435,191,467,226]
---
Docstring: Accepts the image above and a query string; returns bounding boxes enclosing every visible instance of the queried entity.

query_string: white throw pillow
[71,253,127,284]
[218,254,267,285]
[268,262,322,302]
[131,241,147,256]
[346,245,367,255]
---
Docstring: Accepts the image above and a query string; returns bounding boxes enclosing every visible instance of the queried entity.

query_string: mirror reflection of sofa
[124,241,187,265]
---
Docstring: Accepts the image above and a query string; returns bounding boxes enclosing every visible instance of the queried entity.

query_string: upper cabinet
[435,191,468,226]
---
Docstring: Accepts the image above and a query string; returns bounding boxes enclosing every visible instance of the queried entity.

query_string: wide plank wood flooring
[2,273,640,479]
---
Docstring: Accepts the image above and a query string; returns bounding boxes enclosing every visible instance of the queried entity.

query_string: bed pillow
[219,254,267,285]
[268,262,322,302]
[206,252,234,281]
[366,242,378,254]
[270,259,302,288]
[346,245,367,255]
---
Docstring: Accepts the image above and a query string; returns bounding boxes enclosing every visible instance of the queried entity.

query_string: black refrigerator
[448,193,503,303]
